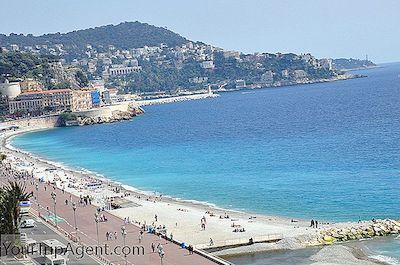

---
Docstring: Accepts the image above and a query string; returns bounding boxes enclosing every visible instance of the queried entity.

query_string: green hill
[0,22,187,51]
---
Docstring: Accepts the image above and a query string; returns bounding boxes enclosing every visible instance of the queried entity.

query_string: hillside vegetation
[0,22,187,52]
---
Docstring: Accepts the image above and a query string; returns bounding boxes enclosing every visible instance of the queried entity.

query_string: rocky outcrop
[77,106,143,126]
[318,219,400,245]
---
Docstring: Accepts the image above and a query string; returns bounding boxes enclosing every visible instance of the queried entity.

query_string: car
[21,219,35,228]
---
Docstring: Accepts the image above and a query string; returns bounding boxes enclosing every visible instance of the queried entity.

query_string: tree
[0,181,33,235]
[75,70,89,87]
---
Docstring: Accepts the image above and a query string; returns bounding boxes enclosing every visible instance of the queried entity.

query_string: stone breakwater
[136,93,219,106]
[319,219,400,245]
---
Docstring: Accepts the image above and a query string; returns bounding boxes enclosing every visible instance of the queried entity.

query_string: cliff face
[49,62,87,89]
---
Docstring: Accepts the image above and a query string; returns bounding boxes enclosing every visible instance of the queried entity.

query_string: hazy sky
[1,0,399,63]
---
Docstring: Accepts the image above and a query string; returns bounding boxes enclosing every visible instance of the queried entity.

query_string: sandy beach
[0,125,391,265]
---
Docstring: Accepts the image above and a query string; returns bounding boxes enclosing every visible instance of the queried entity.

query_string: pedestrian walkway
[1,171,227,265]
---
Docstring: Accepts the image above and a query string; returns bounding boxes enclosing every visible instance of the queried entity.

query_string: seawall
[3,115,60,129]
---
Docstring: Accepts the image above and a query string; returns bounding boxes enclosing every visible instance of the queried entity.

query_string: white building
[261,71,274,85]
[108,65,142,77]
[281,69,290,79]
[10,44,19,51]
[235,79,246,88]
[0,80,21,98]
[201,60,215,69]
[223,50,241,59]
[294,70,307,80]
[319,58,334,70]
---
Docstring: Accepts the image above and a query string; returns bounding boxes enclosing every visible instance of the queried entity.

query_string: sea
[12,63,400,264]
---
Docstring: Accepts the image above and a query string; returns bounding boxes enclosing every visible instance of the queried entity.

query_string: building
[8,98,42,114]
[9,89,72,114]
[200,61,214,69]
[261,71,274,85]
[100,90,111,106]
[0,80,21,99]
[189,77,209,84]
[235,79,246,89]
[319,58,334,70]
[223,50,241,59]
[71,90,92,111]
[294,70,307,80]
[90,90,101,108]
[19,79,42,93]
[281,69,290,79]
[89,81,111,106]
[10,44,19,51]
[107,64,142,77]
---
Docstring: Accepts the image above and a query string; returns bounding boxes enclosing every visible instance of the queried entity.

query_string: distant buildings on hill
[1,42,343,92]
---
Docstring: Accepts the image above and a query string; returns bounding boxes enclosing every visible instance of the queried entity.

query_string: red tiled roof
[21,89,72,95]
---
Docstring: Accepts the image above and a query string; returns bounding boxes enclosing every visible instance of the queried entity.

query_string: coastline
[1,126,397,265]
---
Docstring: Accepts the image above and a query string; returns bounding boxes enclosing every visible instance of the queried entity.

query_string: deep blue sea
[12,63,400,263]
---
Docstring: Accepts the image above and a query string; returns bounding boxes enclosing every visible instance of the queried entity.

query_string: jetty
[136,92,219,106]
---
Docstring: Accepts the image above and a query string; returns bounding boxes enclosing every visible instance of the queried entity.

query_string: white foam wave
[370,255,400,265]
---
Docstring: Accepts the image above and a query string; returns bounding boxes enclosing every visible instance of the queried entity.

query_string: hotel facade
[8,88,112,114]
[9,89,72,114]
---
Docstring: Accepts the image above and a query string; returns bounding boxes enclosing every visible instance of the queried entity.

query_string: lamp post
[35,183,39,208]
[51,192,57,228]
[121,226,128,265]
[72,202,77,231]
[94,212,100,247]
[158,249,165,265]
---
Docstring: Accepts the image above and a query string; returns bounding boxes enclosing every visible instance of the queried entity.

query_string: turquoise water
[227,237,400,265]
[12,63,400,264]
[359,236,400,264]
[12,64,400,224]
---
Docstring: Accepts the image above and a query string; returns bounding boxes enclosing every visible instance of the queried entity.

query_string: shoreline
[1,124,397,264]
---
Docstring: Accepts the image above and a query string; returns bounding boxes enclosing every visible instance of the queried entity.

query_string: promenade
[0,170,226,265]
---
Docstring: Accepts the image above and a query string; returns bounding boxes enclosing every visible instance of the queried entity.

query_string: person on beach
[151,242,155,252]
[155,214,158,222]
[114,231,117,240]
[210,238,214,246]
[315,220,318,228]
[188,245,194,255]
[310,219,315,228]
[156,243,163,253]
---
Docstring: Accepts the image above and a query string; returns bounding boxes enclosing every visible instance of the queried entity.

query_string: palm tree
[0,181,33,234]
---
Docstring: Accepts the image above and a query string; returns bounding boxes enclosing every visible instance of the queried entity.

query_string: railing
[195,233,283,250]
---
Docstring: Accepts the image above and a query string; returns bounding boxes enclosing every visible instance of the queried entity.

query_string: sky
[0,0,399,63]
